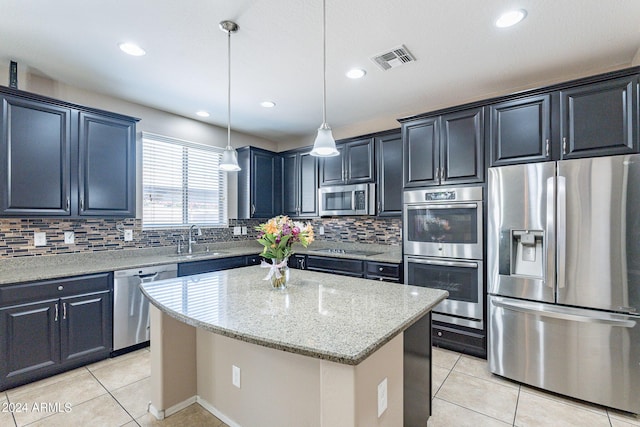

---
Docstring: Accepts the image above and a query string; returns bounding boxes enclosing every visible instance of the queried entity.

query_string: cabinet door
[376,132,402,216]
[560,76,639,159]
[282,152,299,217]
[441,108,484,184]
[60,290,111,363]
[79,112,136,216]
[319,145,345,186]
[0,299,60,388]
[251,150,282,218]
[346,138,375,183]
[0,95,72,216]
[298,152,318,217]
[490,94,551,166]
[403,117,440,187]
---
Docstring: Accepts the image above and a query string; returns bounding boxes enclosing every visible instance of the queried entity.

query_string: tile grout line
[86,367,140,426]
[512,385,521,426]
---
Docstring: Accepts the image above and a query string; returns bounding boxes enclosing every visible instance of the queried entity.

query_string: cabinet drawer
[366,262,401,279]
[306,255,364,277]
[0,273,111,306]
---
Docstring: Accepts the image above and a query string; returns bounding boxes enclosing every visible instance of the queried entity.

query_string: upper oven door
[403,200,483,259]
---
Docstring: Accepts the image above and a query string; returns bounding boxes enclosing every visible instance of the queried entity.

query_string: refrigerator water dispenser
[511,230,544,278]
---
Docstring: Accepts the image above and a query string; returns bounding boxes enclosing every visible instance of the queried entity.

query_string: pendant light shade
[310,0,339,157]
[219,20,241,172]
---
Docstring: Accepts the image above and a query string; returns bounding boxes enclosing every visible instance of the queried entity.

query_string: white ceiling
[1,0,639,145]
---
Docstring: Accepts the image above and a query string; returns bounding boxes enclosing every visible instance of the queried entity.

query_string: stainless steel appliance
[404,186,484,330]
[318,183,375,216]
[488,154,640,414]
[113,264,177,353]
[404,187,483,260]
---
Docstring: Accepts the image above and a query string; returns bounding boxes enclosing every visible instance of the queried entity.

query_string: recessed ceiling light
[118,42,146,56]
[495,9,527,28]
[196,111,210,117]
[260,101,276,108]
[346,68,366,79]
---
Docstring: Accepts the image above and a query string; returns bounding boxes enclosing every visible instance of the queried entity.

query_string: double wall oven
[403,186,484,334]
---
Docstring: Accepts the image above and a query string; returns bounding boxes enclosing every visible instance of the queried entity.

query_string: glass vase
[270,258,289,290]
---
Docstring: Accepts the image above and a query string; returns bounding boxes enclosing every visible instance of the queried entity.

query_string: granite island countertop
[140,266,446,365]
[0,241,402,286]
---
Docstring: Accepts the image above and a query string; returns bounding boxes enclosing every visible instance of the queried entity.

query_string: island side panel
[403,312,432,426]
[330,333,403,426]
[196,329,322,426]
[149,306,197,418]
[195,329,404,427]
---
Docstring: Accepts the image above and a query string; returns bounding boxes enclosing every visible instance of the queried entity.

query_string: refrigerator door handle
[545,176,556,290]
[556,175,567,289]
[491,298,637,328]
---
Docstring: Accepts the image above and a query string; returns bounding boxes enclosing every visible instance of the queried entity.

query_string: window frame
[141,132,228,229]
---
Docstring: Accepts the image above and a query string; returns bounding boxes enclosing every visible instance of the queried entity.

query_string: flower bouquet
[256,215,314,289]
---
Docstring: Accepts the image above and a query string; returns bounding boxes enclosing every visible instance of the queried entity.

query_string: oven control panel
[425,191,456,201]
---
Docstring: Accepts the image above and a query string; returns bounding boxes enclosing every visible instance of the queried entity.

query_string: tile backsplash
[0,216,401,258]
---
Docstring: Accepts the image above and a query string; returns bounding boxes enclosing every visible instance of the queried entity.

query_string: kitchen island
[140,266,447,427]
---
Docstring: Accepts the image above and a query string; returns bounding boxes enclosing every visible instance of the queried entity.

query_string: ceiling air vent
[371,45,416,71]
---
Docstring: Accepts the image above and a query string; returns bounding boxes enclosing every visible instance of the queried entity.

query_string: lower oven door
[405,256,483,328]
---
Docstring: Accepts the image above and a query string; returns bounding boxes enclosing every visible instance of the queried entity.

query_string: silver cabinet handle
[562,137,567,155]
[301,258,305,270]
[545,139,550,157]
[58,285,63,291]
[55,303,59,322]
[251,204,256,215]
[379,267,384,272]
[434,167,439,181]
[80,198,84,211]
[65,198,70,211]
[441,167,445,180]
[63,302,67,320]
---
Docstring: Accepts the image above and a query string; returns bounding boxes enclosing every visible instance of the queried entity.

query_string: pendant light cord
[227,28,232,149]
[322,0,327,126]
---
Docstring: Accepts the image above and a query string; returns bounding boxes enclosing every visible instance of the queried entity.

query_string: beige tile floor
[1,346,638,426]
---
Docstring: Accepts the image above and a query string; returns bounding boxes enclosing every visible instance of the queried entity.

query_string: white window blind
[142,133,227,228]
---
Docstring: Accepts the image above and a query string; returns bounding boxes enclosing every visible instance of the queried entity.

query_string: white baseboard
[196,396,241,427]
[148,395,197,420]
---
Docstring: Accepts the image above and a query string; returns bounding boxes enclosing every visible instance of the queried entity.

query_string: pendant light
[219,20,241,171]
[310,0,339,157]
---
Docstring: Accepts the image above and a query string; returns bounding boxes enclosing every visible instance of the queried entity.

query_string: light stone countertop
[0,241,402,286]
[140,266,446,365]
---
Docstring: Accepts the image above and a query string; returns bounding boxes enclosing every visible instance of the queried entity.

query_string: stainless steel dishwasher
[113,264,177,354]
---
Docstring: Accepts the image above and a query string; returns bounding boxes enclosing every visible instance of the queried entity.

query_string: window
[142,132,227,228]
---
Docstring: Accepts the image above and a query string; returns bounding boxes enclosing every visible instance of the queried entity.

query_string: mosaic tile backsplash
[0,216,401,258]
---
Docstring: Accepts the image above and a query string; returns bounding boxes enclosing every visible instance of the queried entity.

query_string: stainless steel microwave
[318,183,375,216]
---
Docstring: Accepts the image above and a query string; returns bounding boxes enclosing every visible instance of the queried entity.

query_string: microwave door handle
[409,258,478,269]
[351,191,356,211]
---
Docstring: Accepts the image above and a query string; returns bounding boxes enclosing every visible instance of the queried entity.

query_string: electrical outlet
[124,229,133,241]
[233,226,241,236]
[377,377,388,417]
[241,226,247,235]
[34,232,47,247]
[232,365,241,388]
[319,226,325,235]
[64,231,75,244]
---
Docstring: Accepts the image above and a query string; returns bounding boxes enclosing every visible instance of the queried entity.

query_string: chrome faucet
[188,225,202,254]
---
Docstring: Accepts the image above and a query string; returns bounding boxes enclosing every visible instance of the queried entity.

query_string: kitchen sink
[168,251,227,259]
[310,248,383,257]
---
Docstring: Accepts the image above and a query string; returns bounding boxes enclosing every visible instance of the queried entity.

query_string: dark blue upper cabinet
[319,138,374,186]
[237,146,283,219]
[0,86,138,218]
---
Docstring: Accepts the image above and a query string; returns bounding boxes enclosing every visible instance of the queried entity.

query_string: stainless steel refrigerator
[487,154,640,414]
